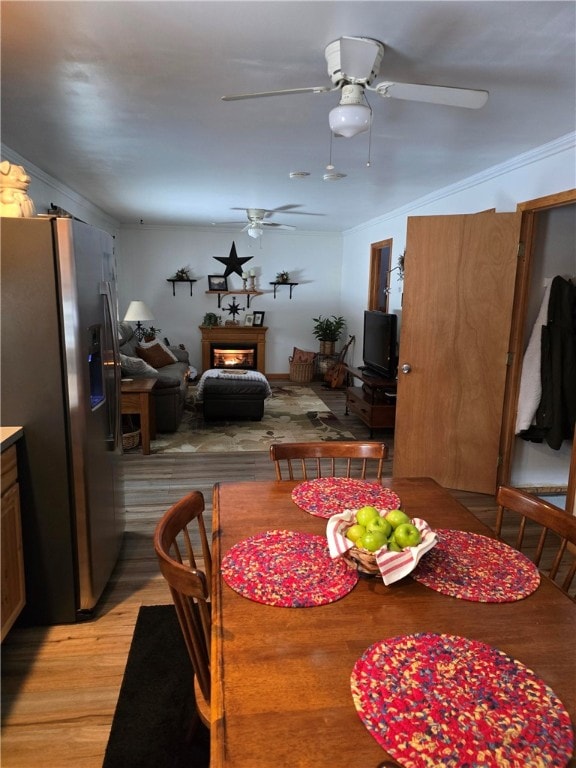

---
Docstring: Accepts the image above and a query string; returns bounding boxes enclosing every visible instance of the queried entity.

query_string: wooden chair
[495,485,576,598]
[270,441,388,481]
[153,490,212,726]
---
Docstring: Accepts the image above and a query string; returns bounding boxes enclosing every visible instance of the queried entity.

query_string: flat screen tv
[362,310,398,378]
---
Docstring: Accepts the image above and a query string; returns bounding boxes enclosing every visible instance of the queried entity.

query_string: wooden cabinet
[1,441,25,641]
[344,366,397,436]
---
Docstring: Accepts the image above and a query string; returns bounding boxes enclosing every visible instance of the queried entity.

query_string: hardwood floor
[1,380,501,767]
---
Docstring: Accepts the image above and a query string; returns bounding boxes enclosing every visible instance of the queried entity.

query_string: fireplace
[211,343,257,370]
[200,324,267,374]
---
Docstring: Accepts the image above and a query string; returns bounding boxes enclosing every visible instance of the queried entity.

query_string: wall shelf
[205,290,263,308]
[269,281,298,299]
[167,278,197,296]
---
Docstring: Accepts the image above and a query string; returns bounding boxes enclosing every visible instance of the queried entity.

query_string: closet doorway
[500,189,576,512]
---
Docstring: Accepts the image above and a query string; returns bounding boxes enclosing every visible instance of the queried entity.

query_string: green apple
[366,516,392,538]
[357,530,387,552]
[345,523,366,543]
[355,505,380,527]
[392,522,422,549]
[385,509,411,529]
[387,538,402,552]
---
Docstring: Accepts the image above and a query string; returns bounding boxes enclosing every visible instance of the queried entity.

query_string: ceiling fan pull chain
[326,130,335,170]
[366,96,373,167]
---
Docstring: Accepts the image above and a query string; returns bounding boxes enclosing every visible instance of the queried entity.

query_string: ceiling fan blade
[222,86,335,101]
[263,223,296,230]
[373,81,488,109]
[337,36,384,83]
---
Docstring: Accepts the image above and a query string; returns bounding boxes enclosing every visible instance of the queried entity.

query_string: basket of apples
[326,505,437,584]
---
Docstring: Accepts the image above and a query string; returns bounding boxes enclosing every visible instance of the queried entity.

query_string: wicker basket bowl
[122,430,140,451]
[343,546,381,576]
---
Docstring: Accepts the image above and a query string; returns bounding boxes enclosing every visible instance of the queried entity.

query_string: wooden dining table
[211,476,576,768]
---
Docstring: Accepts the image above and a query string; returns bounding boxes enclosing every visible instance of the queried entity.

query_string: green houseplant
[312,315,346,355]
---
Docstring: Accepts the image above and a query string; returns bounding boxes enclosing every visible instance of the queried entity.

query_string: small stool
[202,375,270,421]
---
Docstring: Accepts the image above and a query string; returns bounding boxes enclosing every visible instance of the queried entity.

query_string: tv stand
[344,365,397,437]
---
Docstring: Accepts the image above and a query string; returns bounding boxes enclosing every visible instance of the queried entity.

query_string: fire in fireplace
[211,343,257,370]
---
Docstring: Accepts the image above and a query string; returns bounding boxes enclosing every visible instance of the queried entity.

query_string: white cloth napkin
[326,512,437,585]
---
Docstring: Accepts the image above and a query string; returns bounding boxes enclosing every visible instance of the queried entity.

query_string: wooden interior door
[393,210,521,493]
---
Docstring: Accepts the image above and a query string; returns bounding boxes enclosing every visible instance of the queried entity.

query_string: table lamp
[123,300,154,341]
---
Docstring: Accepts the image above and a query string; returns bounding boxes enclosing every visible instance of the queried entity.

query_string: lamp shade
[123,300,154,322]
[328,104,371,138]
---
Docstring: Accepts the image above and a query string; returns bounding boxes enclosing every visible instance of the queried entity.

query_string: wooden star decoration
[224,297,244,319]
[213,241,253,278]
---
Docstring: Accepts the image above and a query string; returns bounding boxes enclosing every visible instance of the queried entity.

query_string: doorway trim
[369,238,393,312]
[499,188,576,505]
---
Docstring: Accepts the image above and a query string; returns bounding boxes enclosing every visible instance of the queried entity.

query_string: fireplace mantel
[200,325,267,375]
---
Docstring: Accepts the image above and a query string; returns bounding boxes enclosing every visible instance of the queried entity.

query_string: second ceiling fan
[223,36,489,138]
[234,208,297,239]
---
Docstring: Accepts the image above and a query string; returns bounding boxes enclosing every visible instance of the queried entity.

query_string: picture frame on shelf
[244,313,254,326]
[208,275,228,291]
[252,311,265,327]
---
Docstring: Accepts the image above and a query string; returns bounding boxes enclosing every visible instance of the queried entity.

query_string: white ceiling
[1,1,575,232]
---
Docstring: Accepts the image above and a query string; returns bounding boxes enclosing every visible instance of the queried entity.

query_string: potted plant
[276,271,290,283]
[312,315,346,355]
[173,266,192,280]
[141,325,161,341]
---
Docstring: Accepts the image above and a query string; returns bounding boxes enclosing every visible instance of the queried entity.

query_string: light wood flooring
[1,380,501,767]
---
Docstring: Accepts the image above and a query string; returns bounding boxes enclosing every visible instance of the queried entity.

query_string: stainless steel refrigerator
[1,216,125,625]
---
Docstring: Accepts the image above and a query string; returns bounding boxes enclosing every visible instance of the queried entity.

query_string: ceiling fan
[222,36,489,138]
[229,208,298,239]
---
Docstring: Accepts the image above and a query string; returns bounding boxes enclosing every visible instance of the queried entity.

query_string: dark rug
[103,605,209,768]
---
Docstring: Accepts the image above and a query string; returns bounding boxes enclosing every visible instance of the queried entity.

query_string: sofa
[117,321,191,433]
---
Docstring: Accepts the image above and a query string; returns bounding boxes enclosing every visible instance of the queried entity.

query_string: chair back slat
[496,485,576,598]
[270,441,388,482]
[154,490,212,725]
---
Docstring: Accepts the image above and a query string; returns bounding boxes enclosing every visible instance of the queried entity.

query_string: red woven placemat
[411,529,540,602]
[351,632,574,767]
[291,477,401,518]
[221,530,359,606]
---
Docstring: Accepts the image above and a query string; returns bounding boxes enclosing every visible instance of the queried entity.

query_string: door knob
[401,363,412,374]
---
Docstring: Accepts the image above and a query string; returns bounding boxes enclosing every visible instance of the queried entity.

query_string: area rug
[103,604,209,768]
[150,384,356,454]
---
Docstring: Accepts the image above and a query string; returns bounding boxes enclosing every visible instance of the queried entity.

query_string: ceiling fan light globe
[247,223,263,239]
[328,104,371,138]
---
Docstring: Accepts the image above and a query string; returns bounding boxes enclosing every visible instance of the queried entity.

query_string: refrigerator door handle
[101,281,122,451]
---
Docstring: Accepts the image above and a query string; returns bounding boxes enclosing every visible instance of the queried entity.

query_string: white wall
[117,226,343,374]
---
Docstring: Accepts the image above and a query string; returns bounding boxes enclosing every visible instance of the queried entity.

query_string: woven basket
[289,359,314,383]
[344,546,381,576]
[122,430,140,451]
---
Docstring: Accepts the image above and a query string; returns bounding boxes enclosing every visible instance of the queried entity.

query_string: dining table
[211,476,576,768]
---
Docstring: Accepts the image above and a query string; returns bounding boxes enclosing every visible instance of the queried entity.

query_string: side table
[120,378,157,455]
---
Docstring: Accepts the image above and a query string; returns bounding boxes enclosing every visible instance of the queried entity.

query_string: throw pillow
[138,337,178,362]
[136,342,176,369]
[292,347,316,363]
[120,353,158,376]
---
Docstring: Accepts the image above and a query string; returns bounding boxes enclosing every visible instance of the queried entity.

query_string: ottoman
[199,371,271,421]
